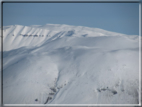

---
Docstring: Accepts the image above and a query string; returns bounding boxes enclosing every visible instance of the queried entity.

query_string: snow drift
[1,24,140,105]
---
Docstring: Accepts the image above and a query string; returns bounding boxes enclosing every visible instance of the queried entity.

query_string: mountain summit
[1,24,138,51]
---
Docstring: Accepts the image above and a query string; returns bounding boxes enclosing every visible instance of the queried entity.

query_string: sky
[3,2,139,35]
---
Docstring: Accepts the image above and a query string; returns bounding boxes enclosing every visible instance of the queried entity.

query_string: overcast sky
[3,2,139,35]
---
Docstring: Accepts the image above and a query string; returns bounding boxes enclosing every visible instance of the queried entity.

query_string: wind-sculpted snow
[1,24,140,104]
[1,24,138,51]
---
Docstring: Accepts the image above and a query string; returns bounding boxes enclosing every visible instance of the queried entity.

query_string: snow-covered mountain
[1,24,140,105]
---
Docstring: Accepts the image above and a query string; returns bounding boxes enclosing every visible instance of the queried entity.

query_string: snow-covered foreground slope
[1,24,140,104]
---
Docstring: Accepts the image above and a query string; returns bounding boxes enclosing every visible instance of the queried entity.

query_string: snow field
[1,24,140,104]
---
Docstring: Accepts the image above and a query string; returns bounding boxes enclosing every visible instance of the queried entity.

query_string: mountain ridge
[1,24,139,51]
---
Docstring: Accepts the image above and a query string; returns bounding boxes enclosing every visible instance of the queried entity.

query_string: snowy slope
[1,24,140,105]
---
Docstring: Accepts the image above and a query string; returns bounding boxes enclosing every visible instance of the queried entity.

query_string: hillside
[1,24,140,105]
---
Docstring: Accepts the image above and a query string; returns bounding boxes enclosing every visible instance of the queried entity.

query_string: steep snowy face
[2,24,140,105]
[2,24,138,51]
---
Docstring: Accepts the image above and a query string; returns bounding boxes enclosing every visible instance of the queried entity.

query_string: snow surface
[1,24,140,105]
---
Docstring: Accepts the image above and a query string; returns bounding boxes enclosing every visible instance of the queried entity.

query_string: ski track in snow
[0,24,140,105]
